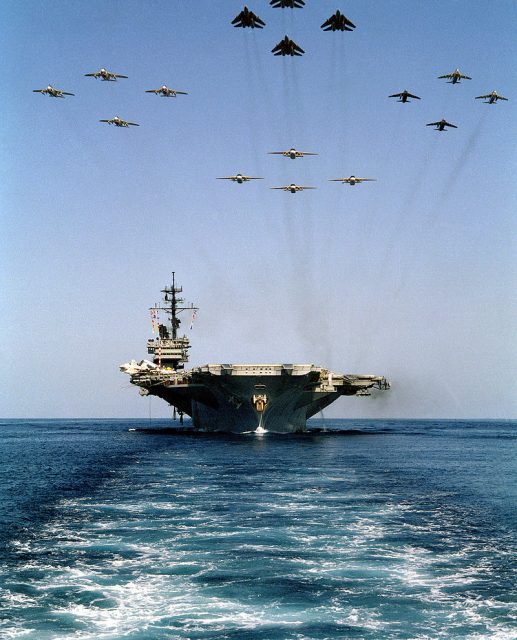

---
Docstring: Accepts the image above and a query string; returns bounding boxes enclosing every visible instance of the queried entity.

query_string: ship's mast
[147,273,198,370]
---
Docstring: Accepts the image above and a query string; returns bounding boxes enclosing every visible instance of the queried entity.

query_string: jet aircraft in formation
[272,36,304,56]
[475,90,508,104]
[217,174,264,183]
[321,10,356,32]
[329,176,377,186]
[99,116,139,127]
[389,90,421,103]
[268,148,318,159]
[32,85,74,98]
[85,68,128,81]
[232,6,265,28]
[426,119,457,131]
[145,85,188,97]
[438,68,471,84]
[270,0,304,7]
[271,184,316,193]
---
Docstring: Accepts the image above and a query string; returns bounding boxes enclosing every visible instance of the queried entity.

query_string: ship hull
[126,364,388,434]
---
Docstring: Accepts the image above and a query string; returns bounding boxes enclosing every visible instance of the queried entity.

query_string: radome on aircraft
[217,174,264,184]
[321,10,356,32]
[329,176,376,186]
[270,0,305,7]
[32,85,74,98]
[145,86,188,97]
[438,68,471,84]
[268,148,318,159]
[271,184,316,193]
[232,6,265,28]
[475,90,508,104]
[272,36,304,56]
[426,119,457,131]
[85,68,128,81]
[389,90,421,103]
[99,116,139,127]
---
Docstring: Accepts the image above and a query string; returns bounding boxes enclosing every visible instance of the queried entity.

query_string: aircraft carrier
[120,275,390,433]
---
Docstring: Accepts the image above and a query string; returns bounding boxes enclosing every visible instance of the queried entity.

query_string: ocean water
[0,419,515,640]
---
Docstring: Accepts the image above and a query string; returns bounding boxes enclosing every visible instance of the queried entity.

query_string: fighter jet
[321,10,356,32]
[272,36,304,56]
[329,176,376,186]
[232,6,265,28]
[475,90,508,104]
[85,68,128,81]
[389,90,421,103]
[438,68,471,84]
[217,174,264,183]
[99,116,139,127]
[32,85,74,98]
[426,119,457,131]
[268,148,318,159]
[270,0,305,7]
[271,184,316,193]
[145,85,188,97]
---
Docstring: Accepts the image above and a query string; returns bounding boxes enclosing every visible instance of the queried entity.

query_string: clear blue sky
[1,0,516,418]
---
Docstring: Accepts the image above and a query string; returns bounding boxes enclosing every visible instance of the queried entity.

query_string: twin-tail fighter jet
[438,68,471,84]
[321,10,356,32]
[232,6,265,28]
[217,174,264,184]
[389,89,421,103]
[475,90,508,104]
[270,0,305,7]
[268,148,318,159]
[426,119,457,131]
[85,68,128,81]
[145,85,188,97]
[271,184,316,193]
[99,116,139,127]
[33,85,74,98]
[329,176,376,186]
[272,36,304,56]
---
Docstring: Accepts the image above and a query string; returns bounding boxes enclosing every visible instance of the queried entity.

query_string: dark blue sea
[0,419,515,640]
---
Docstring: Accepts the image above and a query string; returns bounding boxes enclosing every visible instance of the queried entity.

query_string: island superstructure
[120,275,390,433]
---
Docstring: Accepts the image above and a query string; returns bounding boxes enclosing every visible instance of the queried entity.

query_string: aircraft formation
[33,7,509,194]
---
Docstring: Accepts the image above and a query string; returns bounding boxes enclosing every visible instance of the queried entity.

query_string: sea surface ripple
[0,419,516,639]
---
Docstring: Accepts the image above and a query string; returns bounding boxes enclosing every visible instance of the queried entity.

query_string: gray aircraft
[272,35,304,56]
[321,10,356,32]
[99,116,139,127]
[426,119,457,131]
[268,148,318,159]
[438,68,471,84]
[33,85,74,98]
[270,0,304,7]
[232,6,265,28]
[271,184,316,193]
[217,174,264,183]
[329,176,376,186]
[475,90,508,104]
[85,68,128,81]
[389,89,421,103]
[145,85,188,97]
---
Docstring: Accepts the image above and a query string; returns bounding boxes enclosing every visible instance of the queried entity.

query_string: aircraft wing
[293,43,305,54]
[32,89,45,93]
[460,74,472,80]
[270,187,287,190]
[247,177,264,180]
[114,74,128,78]
[255,15,266,27]
[358,178,376,182]
[344,17,356,28]
[498,96,508,101]
[268,152,284,155]
[126,122,140,126]
[145,89,159,93]
[321,17,333,29]
[329,178,348,182]
[443,121,457,128]
[271,44,283,54]
[99,119,111,123]
[299,152,318,156]
[426,121,440,126]
[300,186,317,189]
[406,93,420,99]
[84,73,98,77]
[438,74,452,79]
[231,14,244,25]
[62,92,75,96]
[175,90,188,95]
[217,177,236,180]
